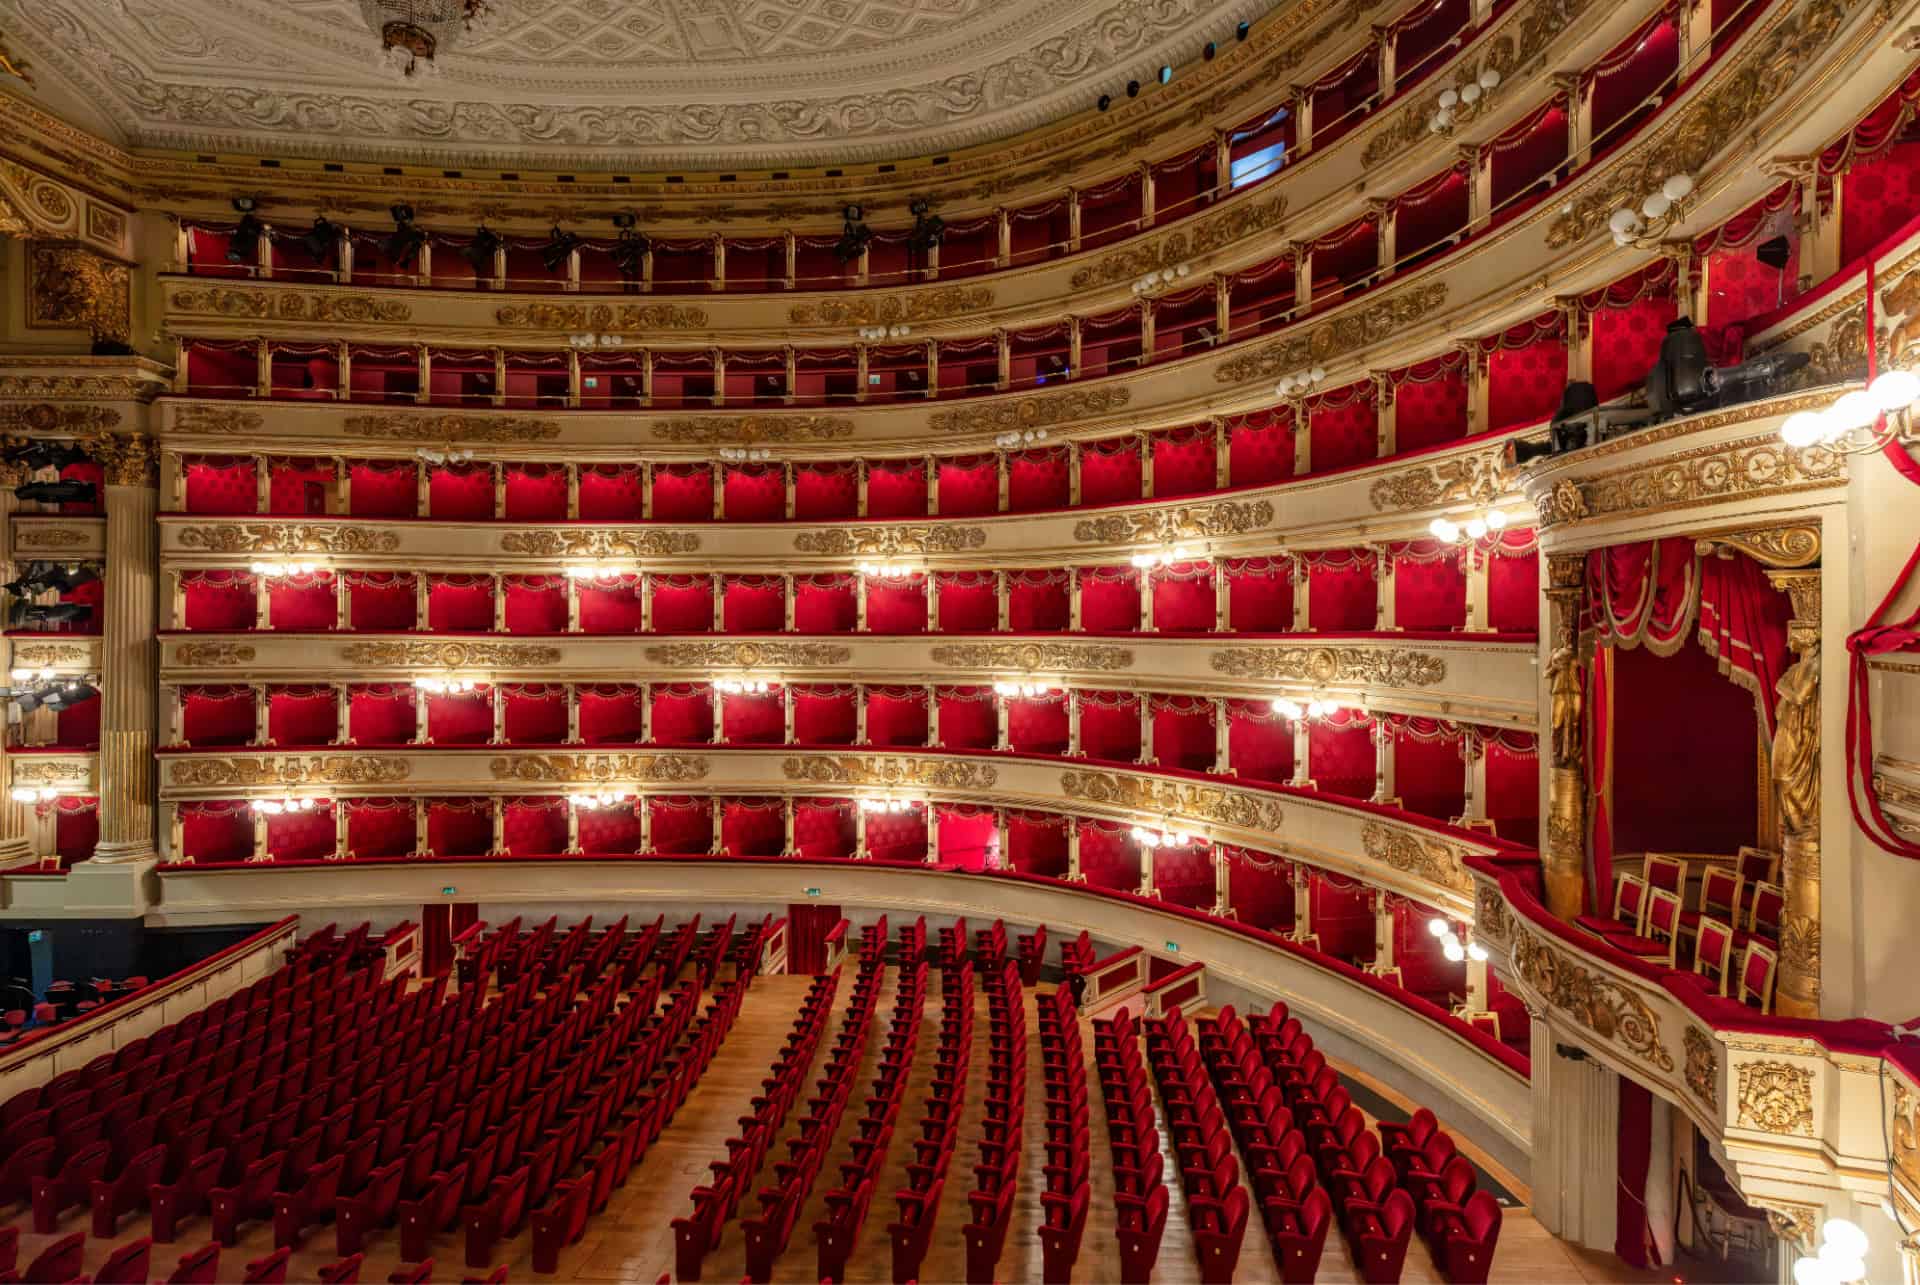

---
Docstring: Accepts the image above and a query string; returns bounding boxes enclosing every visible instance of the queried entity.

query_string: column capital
[82,429,158,487]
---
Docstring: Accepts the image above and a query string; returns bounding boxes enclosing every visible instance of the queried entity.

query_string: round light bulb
[1870,368,1920,412]
[1429,115,1448,133]
[1459,83,1481,104]
[1438,88,1459,109]
[1779,412,1828,448]
[1793,1258,1837,1285]
[1308,366,1326,383]
[1464,517,1489,540]
[1467,942,1488,962]
[1662,173,1694,202]
[1478,67,1501,90]
[1641,192,1672,220]
[1822,1220,1869,1260]
[1608,207,1640,235]
[1428,918,1450,938]
[1830,389,1880,431]
[1485,509,1509,530]
[1429,517,1461,543]
[1442,941,1466,962]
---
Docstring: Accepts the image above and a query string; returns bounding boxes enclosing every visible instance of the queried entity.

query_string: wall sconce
[1270,697,1339,719]
[9,787,56,804]
[992,680,1052,698]
[563,563,639,579]
[1778,370,1920,453]
[1606,173,1694,247]
[1129,546,1198,569]
[995,428,1051,449]
[1131,263,1191,296]
[718,447,772,463]
[1792,1218,1870,1285]
[715,677,774,695]
[414,677,483,694]
[1428,509,1511,543]
[248,560,324,576]
[252,796,324,815]
[1428,67,1502,135]
[572,791,634,811]
[1130,823,1199,848]
[858,325,913,340]
[857,560,920,579]
[1428,916,1489,963]
[859,796,917,814]
[1274,367,1327,397]
[567,333,626,349]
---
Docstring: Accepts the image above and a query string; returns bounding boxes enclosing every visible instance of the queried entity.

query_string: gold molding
[11,643,95,666]
[1531,428,1846,531]
[1473,883,1514,943]
[927,642,1134,671]
[1734,1060,1815,1135]
[1210,645,1447,687]
[342,414,561,443]
[1072,498,1275,544]
[1684,1026,1720,1112]
[1511,930,1674,1070]
[1694,525,1821,569]
[788,286,995,327]
[1068,194,1289,290]
[176,523,402,555]
[171,407,265,435]
[641,642,853,667]
[792,525,986,556]
[648,416,853,444]
[928,387,1131,435]
[28,244,131,345]
[80,430,157,487]
[488,753,709,784]
[337,641,562,667]
[167,755,411,787]
[1361,821,1471,891]
[1059,767,1284,833]
[783,754,999,791]
[0,403,121,435]
[16,526,92,550]
[1214,282,1447,385]
[1760,1203,1821,1254]
[167,286,412,323]
[1369,448,1511,512]
[10,758,94,785]
[497,529,701,557]
[170,642,257,666]
[493,302,708,330]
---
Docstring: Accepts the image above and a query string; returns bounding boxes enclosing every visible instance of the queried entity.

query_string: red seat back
[93,1237,153,1285]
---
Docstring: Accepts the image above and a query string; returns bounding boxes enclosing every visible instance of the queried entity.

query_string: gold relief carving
[1535,433,1845,530]
[0,403,121,435]
[792,525,986,556]
[1684,1027,1719,1111]
[788,286,994,327]
[172,406,264,434]
[339,641,561,667]
[489,754,708,784]
[167,756,411,787]
[1695,525,1821,569]
[1533,479,1588,527]
[1734,1061,1815,1135]
[1473,883,1513,942]
[10,759,92,785]
[1210,645,1447,687]
[1880,270,1920,366]
[928,387,1131,435]
[649,416,853,445]
[11,643,92,666]
[928,642,1134,671]
[1369,448,1511,512]
[1893,1081,1918,1196]
[1762,1204,1820,1253]
[1545,0,1855,249]
[494,302,708,330]
[88,207,127,248]
[16,527,90,549]
[498,529,701,557]
[171,642,256,666]
[0,35,32,85]
[27,245,131,345]
[1361,821,1471,892]
[642,642,852,667]
[79,430,156,486]
[1059,768,1284,834]
[1214,283,1447,385]
[343,414,561,443]
[783,755,999,791]
[176,524,401,555]
[1510,931,1673,1070]
[1791,302,1869,389]
[0,373,155,401]
[1072,499,1274,544]
[1068,194,1289,289]
[167,286,412,323]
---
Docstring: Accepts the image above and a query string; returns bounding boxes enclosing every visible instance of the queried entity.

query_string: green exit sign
[803,887,823,897]
[441,886,457,897]
[1165,941,1180,953]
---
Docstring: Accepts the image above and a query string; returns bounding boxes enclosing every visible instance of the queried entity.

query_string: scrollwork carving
[1215,283,1446,385]
[1059,769,1283,834]
[649,416,853,444]
[176,524,401,555]
[928,388,1131,435]
[167,756,411,787]
[1072,499,1274,544]
[642,642,852,667]
[783,755,999,791]
[498,529,701,557]
[1511,931,1673,1070]
[1361,822,1471,891]
[1068,194,1289,289]
[1735,1061,1814,1135]
[494,302,708,329]
[171,642,256,666]
[488,754,708,784]
[1684,1027,1720,1111]
[167,286,411,322]
[792,525,986,556]
[1209,646,1447,687]
[789,286,994,326]
[338,641,561,667]
[343,414,560,443]
[928,643,1134,671]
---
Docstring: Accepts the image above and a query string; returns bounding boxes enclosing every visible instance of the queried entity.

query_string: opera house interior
[0,0,1918,1280]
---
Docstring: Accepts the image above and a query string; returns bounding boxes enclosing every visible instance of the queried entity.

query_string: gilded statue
[1772,645,1820,835]
[1547,643,1584,768]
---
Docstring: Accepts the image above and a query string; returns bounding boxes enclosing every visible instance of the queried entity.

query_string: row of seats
[739,923,890,1283]
[960,959,1025,1284]
[1141,1010,1253,1281]
[1035,985,1089,1283]
[813,918,928,1282]
[887,957,971,1282]
[1090,1009,1172,1284]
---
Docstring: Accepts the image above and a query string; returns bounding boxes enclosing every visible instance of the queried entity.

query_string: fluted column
[1542,553,1587,920]
[89,433,159,865]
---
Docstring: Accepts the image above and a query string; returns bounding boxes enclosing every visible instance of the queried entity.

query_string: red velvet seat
[31,1137,110,1231]
[1116,1182,1169,1285]
[1431,1189,1503,1283]
[243,1246,292,1285]
[1348,1187,1416,1283]
[1267,1185,1333,1283]
[162,1241,221,1285]
[91,1236,153,1285]
[16,1232,84,1285]
[152,1146,228,1241]
[211,1150,286,1245]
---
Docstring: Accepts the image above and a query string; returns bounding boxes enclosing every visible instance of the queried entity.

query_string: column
[255,338,271,398]
[1215,279,1232,344]
[926,807,939,865]
[995,210,1011,268]
[711,574,725,631]
[782,686,795,745]
[783,233,797,288]
[1555,74,1593,170]
[1465,546,1491,632]
[413,800,427,857]
[1768,157,1838,288]
[857,460,870,517]
[1374,27,1396,99]
[1213,698,1230,775]
[1375,544,1395,630]
[491,573,506,633]
[855,345,869,401]
[566,687,581,745]
[1139,697,1154,766]
[415,459,430,517]
[567,350,582,408]
[333,572,349,630]
[253,573,269,631]
[1530,1032,1623,1250]
[1461,145,1490,231]
[1138,162,1156,230]
[1066,824,1083,882]
[490,799,506,854]
[333,802,349,860]
[854,806,869,860]
[1068,441,1083,505]
[252,808,269,863]
[1213,561,1229,633]
[490,686,505,745]
[1463,343,1490,439]
[252,684,269,746]
[783,798,796,855]
[1370,197,1396,281]
[1068,691,1082,757]
[565,464,581,519]
[335,684,350,747]
[1141,568,1154,632]
[566,803,582,855]
[1291,716,1312,787]
[566,577,581,633]
[639,801,653,855]
[1372,720,1396,805]
[783,575,796,632]
[1542,553,1587,920]
[784,463,796,520]
[1212,845,1231,917]
[1140,301,1156,367]
[996,809,1010,873]
[1373,892,1394,971]
[995,692,1010,751]
[856,574,869,632]
[414,346,431,405]
[924,684,938,748]
[709,799,724,854]
[88,435,160,867]
[1069,568,1084,631]
[1460,732,1488,825]
[1138,839,1156,898]
[491,462,506,518]
[1767,569,1821,1019]
[641,575,654,633]
[996,453,1010,513]
[925,340,939,398]
[1292,395,1313,476]
[1292,241,1313,313]
[1291,89,1314,153]
[1067,190,1082,252]
[1068,317,1083,378]
[0,474,30,862]
[926,573,940,632]
[1291,554,1309,631]
[1374,372,1396,459]
[855,685,868,745]
[1139,431,1155,499]
[1292,867,1313,940]
[493,350,508,408]
[995,572,1010,632]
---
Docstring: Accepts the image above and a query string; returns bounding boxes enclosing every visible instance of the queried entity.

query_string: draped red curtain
[1307,385,1376,473]
[1154,842,1215,908]
[578,464,645,520]
[1225,558,1293,632]
[1151,560,1215,632]
[1388,540,1466,631]
[866,686,929,746]
[579,804,643,855]
[1009,569,1071,632]
[792,685,857,745]
[1151,694,1216,772]
[794,574,857,633]
[787,904,843,973]
[181,571,257,632]
[1302,549,1377,630]
[578,575,644,634]
[1309,875,1374,961]
[793,801,853,859]
[504,575,568,634]
[1009,447,1071,512]
[1150,425,1217,498]
[347,684,415,745]
[1225,848,1293,930]
[1007,811,1069,877]
[266,804,336,862]
[721,575,785,633]
[650,796,714,855]
[1007,694,1068,754]
[936,456,998,517]
[721,798,786,857]
[936,806,999,871]
[180,802,252,863]
[1077,820,1140,891]
[723,464,785,522]
[345,798,414,859]
[794,462,858,520]
[181,686,255,746]
[1390,355,1469,452]
[1227,700,1294,784]
[1078,690,1142,763]
[345,571,415,631]
[426,575,491,632]
[652,464,714,522]
[1388,720,1466,819]
[867,460,928,517]
[864,805,926,862]
[720,690,784,744]
[427,798,492,858]
[1485,733,1540,845]
[1081,437,1143,506]
[427,464,492,521]
[503,463,566,521]
[868,575,928,634]
[424,689,491,745]
[503,797,566,856]
[1226,406,1294,487]
[1080,566,1140,632]
[185,458,256,515]
[501,684,566,744]
[1309,712,1375,799]
[1487,529,1541,634]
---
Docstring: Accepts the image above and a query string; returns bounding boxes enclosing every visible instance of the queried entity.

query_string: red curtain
[649,796,713,855]
[180,571,256,632]
[346,684,415,745]
[1307,386,1376,473]
[1008,694,1068,754]
[1007,811,1068,877]
[502,798,566,856]
[787,904,843,973]
[936,806,998,871]
[184,458,255,515]
[1226,850,1293,930]
[864,805,926,862]
[651,684,714,744]
[866,686,929,746]
[427,799,492,858]
[1389,541,1466,631]
[579,684,645,744]
[1485,733,1539,846]
[794,463,858,521]
[265,574,335,631]
[1080,567,1140,633]
[1617,1079,1655,1268]
[793,802,854,859]
[1150,426,1217,498]
[579,805,643,855]
[1008,569,1070,632]
[1303,549,1377,631]
[427,465,492,521]
[1487,530,1541,634]
[1389,720,1466,819]
[1225,558,1293,632]
[54,798,99,866]
[503,464,566,521]
[1151,561,1215,633]
[345,572,415,631]
[935,571,998,632]
[181,686,255,746]
[722,576,786,633]
[267,459,333,516]
[179,801,252,863]
[1151,695,1216,772]
[1153,842,1214,908]
[425,690,492,745]
[1078,691,1141,763]
[867,460,928,518]
[268,687,336,747]
[1843,141,1920,263]
[56,695,100,748]
[1392,899,1465,1000]
[1697,553,1793,737]
[792,685,857,745]
[504,575,568,634]
[1585,262,1678,402]
[1081,438,1143,506]
[937,456,998,517]
[1310,875,1374,961]
[1077,821,1140,891]
[721,690,784,744]
[651,575,715,633]
[345,798,414,859]
[1009,448,1070,512]
[1390,355,1469,453]
[652,464,714,522]
[426,575,492,632]
[1483,316,1567,430]
[721,798,786,856]
[501,684,566,744]
[1226,407,1294,486]
[795,574,857,633]
[936,686,996,750]
[866,576,927,634]
[578,464,645,521]
[1611,636,1759,861]
[578,575,646,634]
[723,465,785,522]
[1227,700,1293,784]
[348,462,416,518]
[1309,712,1375,799]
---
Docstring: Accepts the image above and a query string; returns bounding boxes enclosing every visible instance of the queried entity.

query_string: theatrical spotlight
[9,602,89,630]
[835,204,873,264]
[1643,317,1809,423]
[907,199,945,253]
[3,562,99,597]
[610,212,649,281]
[13,480,96,506]
[541,225,579,274]
[228,197,264,264]
[461,225,503,277]
[1,440,88,472]
[299,216,338,263]
[383,203,427,268]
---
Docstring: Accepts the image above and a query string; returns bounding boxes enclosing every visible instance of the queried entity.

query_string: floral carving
[1474,882,1513,942]
[171,642,256,666]
[929,387,1131,435]
[643,642,852,667]
[1210,646,1447,687]
[783,755,999,791]
[489,754,708,784]
[498,529,701,557]
[79,431,157,486]
[789,286,994,326]
[1532,429,1846,529]
[649,416,852,444]
[1070,195,1290,290]
[1215,284,1446,385]
[167,286,411,322]
[1362,822,1472,891]
[928,643,1134,671]
[167,756,411,787]
[0,404,120,435]
[1369,448,1512,511]
[494,302,708,329]
[343,414,560,443]
[28,245,130,344]
[172,406,264,434]
[1060,768,1284,835]
[1734,1061,1814,1135]
[339,641,561,667]
[792,525,986,556]
[1511,931,1673,1070]
[16,527,91,549]
[1684,1027,1719,1111]
[176,524,401,555]
[11,759,92,785]
[1073,499,1274,544]
[11,643,93,666]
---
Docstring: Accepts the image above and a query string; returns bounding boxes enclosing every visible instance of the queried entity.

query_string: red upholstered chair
[1606,887,1682,965]
[1267,1184,1332,1283]
[162,1241,222,1285]
[243,1247,292,1284]
[1116,1182,1169,1285]
[1347,1187,1415,1283]
[92,1140,168,1236]
[1574,873,1648,942]
[1693,916,1736,996]
[1682,867,1744,941]
[16,1232,84,1284]
[1431,1189,1503,1284]
[1413,1154,1477,1238]
[316,1254,365,1284]
[31,1136,110,1230]
[1377,1108,1437,1166]
[1738,940,1778,1012]
[91,1237,153,1285]
[1193,1184,1250,1283]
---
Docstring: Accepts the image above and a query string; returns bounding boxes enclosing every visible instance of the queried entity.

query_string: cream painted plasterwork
[3,0,1279,169]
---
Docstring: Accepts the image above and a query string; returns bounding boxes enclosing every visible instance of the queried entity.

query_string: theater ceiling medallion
[343,413,561,443]
[168,286,412,323]
[494,303,708,330]
[490,754,709,784]
[176,524,402,555]
[1214,283,1447,385]
[1072,499,1275,544]
[928,642,1134,671]
[1510,929,1674,1071]
[339,641,561,667]
[1210,645,1448,687]
[1060,768,1285,834]
[1069,193,1290,290]
[1361,821,1471,892]
[792,525,987,556]
[649,417,853,445]
[167,755,412,787]
[929,388,1132,436]
[789,287,995,328]
[1734,1060,1815,1136]
[643,642,852,667]
[498,530,701,557]
[783,755,1000,791]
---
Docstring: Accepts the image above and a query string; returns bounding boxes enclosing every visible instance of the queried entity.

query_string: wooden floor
[3,967,1671,1284]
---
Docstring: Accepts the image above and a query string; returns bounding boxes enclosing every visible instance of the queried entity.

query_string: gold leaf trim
[497,529,701,557]
[338,641,561,667]
[343,414,560,444]
[1361,820,1471,891]
[788,286,994,326]
[1215,283,1446,384]
[927,642,1134,671]
[167,756,411,787]
[648,416,853,445]
[1060,768,1283,833]
[792,525,986,556]
[928,387,1131,435]
[1210,645,1447,687]
[782,755,999,791]
[642,642,853,666]
[171,642,256,666]
[168,286,411,323]
[488,754,708,784]
[176,523,401,555]
[1511,930,1673,1070]
[494,302,708,329]
[1071,499,1274,545]
[1734,1060,1814,1135]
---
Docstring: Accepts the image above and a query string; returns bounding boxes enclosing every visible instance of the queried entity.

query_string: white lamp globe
[1779,412,1827,448]
[1608,207,1640,235]
[1442,941,1466,963]
[1662,173,1695,202]
[1478,67,1501,89]
[1869,368,1920,412]
[1830,388,1881,431]
[1438,88,1459,109]
[1486,509,1510,530]
[1430,115,1448,133]
[1464,517,1489,540]
[1467,942,1489,962]
[1821,1220,1870,1260]
[1429,517,1461,542]
[1460,83,1482,104]
[1308,366,1326,382]
[1276,379,1294,396]
[1793,1257,1836,1285]
[1428,918,1451,938]
[1642,192,1672,220]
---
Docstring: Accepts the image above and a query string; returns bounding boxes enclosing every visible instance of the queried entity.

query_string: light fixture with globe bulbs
[857,324,913,341]
[714,677,774,695]
[1428,508,1512,544]
[252,795,324,816]
[1131,263,1192,296]
[995,428,1051,449]
[1428,66,1503,136]
[1427,916,1489,964]
[1791,1217,1871,1285]
[858,796,917,814]
[1269,696,1341,720]
[248,559,325,578]
[571,790,633,811]
[1129,545,1199,569]
[856,560,921,579]
[992,680,1052,698]
[1777,369,1920,454]
[1274,367,1328,398]
[9,786,58,804]
[1130,823,1200,849]
[1606,173,1696,247]
[366,0,501,79]
[413,676,482,694]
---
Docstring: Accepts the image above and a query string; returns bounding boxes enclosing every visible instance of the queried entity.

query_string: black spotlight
[299,216,337,263]
[610,212,649,281]
[13,480,95,506]
[462,225,502,276]
[2,441,87,473]
[540,225,579,274]
[1097,94,1113,111]
[907,199,945,253]
[382,203,427,268]
[1236,19,1250,39]
[1203,41,1216,59]
[1644,316,1809,422]
[10,602,89,629]
[1126,80,1140,97]
[834,205,872,265]
[228,196,264,264]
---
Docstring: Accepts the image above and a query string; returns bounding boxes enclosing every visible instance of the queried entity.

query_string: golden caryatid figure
[1772,644,1821,836]
[1547,643,1584,768]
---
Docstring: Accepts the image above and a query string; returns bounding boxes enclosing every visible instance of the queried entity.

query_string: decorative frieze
[1214,283,1446,385]
[176,524,402,555]
[792,525,986,556]
[167,756,411,787]
[642,642,852,667]
[167,286,412,323]
[928,388,1131,435]
[488,754,709,784]
[1734,1060,1815,1135]
[337,641,562,667]
[1209,645,1447,687]
[783,755,1000,791]
[9,758,95,786]
[1684,1027,1720,1112]
[1059,768,1284,834]
[170,406,265,434]
[1369,448,1510,512]
[928,642,1134,671]
[649,417,853,444]
[10,642,96,667]
[788,286,994,327]
[1361,821,1470,891]
[1072,499,1274,544]
[342,414,561,443]
[1510,929,1674,1070]
[493,302,708,330]
[1068,194,1289,289]
[170,642,256,666]
[497,529,702,557]
[28,245,130,345]
[0,403,120,435]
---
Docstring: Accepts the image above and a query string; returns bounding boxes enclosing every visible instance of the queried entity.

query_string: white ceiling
[0,0,1276,171]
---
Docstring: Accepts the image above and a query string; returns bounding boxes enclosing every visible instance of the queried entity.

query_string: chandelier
[363,0,499,78]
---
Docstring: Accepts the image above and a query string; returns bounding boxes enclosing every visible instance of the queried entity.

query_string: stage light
[1203,41,1216,59]
[610,212,648,281]
[228,197,264,263]
[1158,65,1172,84]
[1126,80,1140,97]
[540,226,579,274]
[462,225,502,275]
[299,216,338,262]
[1236,20,1250,39]
[1098,94,1112,111]
[382,203,426,267]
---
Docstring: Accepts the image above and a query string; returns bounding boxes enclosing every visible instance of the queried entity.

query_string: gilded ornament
[649,417,853,445]
[343,414,560,444]
[1684,1027,1719,1111]
[1361,821,1471,891]
[171,642,256,666]
[1209,645,1447,687]
[11,643,92,666]
[783,755,999,791]
[793,525,986,556]
[1533,479,1588,527]
[10,759,92,785]
[0,34,32,84]
[1532,425,1847,531]
[167,286,412,323]
[498,528,701,558]
[1546,644,1584,769]
[16,527,89,549]
[171,406,264,434]
[1473,882,1513,942]
[1695,526,1821,569]
[788,286,994,326]
[1510,931,1673,1069]
[643,642,852,667]
[494,302,708,330]
[1073,499,1274,544]
[339,641,561,667]
[928,387,1131,435]
[0,404,121,435]
[1762,1205,1820,1253]
[1545,0,1855,249]
[928,643,1134,671]
[27,245,131,345]
[1734,1060,1814,1135]
[1068,195,1289,289]
[1879,270,1920,365]
[1214,283,1447,385]
[1893,1081,1918,1194]
[1369,448,1511,511]
[176,524,401,555]
[79,430,156,486]
[166,756,411,787]
[1060,768,1284,834]
[489,754,708,784]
